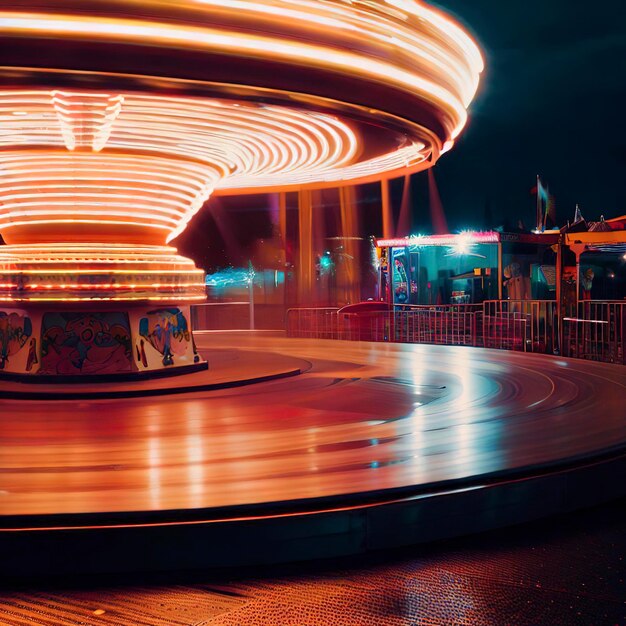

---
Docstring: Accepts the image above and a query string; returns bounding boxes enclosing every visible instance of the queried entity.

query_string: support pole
[381,178,393,239]
[297,189,314,305]
[278,192,287,258]
[339,186,360,305]
[248,260,255,330]
[497,242,503,300]
[556,239,563,353]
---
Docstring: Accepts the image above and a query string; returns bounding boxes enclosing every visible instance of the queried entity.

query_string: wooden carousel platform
[1,332,625,576]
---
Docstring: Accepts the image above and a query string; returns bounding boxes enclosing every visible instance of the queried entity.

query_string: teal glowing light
[205,267,252,288]
[320,253,333,271]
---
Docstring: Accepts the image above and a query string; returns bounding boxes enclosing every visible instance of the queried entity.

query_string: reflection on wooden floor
[1,333,625,517]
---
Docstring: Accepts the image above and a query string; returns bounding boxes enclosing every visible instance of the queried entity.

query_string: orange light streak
[0,92,363,244]
[0,245,206,301]
[0,0,482,138]
[0,1,482,305]
[0,296,206,302]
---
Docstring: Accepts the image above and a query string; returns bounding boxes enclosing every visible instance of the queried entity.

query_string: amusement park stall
[310,231,556,348]
[558,228,626,362]
[375,231,558,307]
[319,227,626,361]
[359,231,557,349]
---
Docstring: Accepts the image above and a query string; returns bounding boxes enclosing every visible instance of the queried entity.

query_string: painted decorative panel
[136,307,199,370]
[39,312,134,375]
[0,310,35,372]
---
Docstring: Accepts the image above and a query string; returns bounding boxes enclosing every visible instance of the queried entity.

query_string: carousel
[0,0,482,378]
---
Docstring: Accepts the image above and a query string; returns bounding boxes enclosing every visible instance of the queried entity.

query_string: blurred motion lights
[0,0,482,376]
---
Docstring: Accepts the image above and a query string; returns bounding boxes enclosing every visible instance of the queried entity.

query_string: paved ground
[1,496,625,625]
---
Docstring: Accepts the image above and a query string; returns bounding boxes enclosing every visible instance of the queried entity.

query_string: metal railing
[192,302,250,331]
[289,304,482,346]
[286,307,340,339]
[482,300,558,353]
[283,300,626,366]
[193,302,288,331]
[339,311,392,342]
[562,301,626,363]
[392,305,480,346]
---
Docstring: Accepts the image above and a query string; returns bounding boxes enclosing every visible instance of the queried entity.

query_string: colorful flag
[545,190,556,228]
[537,177,549,203]
[533,176,556,231]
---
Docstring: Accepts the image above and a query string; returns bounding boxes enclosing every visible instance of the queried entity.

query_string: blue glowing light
[205,267,252,288]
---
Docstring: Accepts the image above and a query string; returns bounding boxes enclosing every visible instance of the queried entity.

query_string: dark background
[427,0,626,231]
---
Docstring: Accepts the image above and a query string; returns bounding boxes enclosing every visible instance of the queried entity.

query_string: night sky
[428,0,626,230]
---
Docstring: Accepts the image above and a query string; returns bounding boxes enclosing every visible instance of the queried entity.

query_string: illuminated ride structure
[0,0,482,378]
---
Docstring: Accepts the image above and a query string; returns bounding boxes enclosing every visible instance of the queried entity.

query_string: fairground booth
[375,231,559,307]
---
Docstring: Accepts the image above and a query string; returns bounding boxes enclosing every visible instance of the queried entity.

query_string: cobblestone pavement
[2,498,625,626]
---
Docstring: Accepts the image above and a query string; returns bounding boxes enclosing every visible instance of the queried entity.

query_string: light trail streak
[0,1,482,305]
